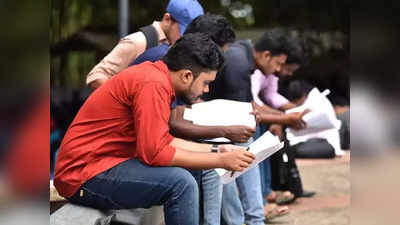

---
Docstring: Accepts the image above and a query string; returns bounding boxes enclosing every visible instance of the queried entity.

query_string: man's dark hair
[285,37,312,66]
[184,13,236,47]
[254,28,290,56]
[163,33,224,79]
[285,80,314,101]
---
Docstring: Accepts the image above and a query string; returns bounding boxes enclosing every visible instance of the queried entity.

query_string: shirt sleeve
[260,80,290,109]
[132,82,176,166]
[250,72,264,106]
[86,32,147,85]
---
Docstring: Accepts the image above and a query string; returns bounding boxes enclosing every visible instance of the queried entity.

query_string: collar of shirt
[152,21,168,45]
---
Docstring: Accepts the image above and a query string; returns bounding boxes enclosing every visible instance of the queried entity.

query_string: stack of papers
[215,131,284,184]
[285,88,341,136]
[183,99,256,142]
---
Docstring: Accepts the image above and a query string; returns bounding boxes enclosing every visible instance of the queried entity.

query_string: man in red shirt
[54,33,255,225]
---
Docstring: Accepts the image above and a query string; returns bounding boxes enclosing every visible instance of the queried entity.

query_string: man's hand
[223,125,255,143]
[269,124,283,140]
[88,78,107,90]
[218,149,255,172]
[286,109,310,130]
[250,109,262,125]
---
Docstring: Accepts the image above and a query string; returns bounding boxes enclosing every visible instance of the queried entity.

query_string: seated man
[54,33,255,225]
[131,13,256,225]
[86,0,204,90]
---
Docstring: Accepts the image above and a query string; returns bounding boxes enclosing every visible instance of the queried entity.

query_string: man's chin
[179,96,195,106]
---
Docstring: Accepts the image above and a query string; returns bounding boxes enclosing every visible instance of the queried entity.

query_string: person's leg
[221,181,244,225]
[68,158,199,225]
[236,165,265,225]
[260,159,272,199]
[201,169,222,225]
[233,138,265,225]
[255,124,272,203]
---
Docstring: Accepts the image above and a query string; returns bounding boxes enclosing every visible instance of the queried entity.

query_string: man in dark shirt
[131,14,256,225]
[202,29,307,224]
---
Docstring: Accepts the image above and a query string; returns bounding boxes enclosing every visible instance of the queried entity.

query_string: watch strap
[211,144,219,153]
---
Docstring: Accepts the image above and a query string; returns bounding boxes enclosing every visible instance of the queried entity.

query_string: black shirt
[203,40,255,102]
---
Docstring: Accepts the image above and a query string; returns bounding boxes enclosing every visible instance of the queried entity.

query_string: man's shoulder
[121,31,146,43]
[132,44,169,66]
[119,61,171,88]
[225,40,253,63]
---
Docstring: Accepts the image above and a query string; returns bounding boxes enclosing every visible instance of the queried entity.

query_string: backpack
[139,25,159,50]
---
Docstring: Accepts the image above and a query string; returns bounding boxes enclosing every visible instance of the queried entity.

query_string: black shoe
[301,190,316,198]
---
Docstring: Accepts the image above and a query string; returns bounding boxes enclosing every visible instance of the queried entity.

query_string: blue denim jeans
[68,159,199,225]
[255,124,272,205]
[259,159,272,205]
[221,138,265,225]
[201,169,223,225]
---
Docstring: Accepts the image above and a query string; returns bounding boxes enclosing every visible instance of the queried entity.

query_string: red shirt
[54,61,176,198]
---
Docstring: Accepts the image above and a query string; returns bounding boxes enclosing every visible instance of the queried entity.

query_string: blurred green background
[50,0,349,104]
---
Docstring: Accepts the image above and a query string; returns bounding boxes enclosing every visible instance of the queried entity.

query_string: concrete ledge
[50,203,165,225]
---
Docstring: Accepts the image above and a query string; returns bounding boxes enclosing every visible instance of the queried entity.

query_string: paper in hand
[215,131,283,184]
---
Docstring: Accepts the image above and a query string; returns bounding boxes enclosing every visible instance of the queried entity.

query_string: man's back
[204,40,254,102]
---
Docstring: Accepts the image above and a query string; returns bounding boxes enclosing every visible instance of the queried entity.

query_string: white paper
[285,88,341,136]
[183,99,256,142]
[285,88,344,156]
[215,131,284,184]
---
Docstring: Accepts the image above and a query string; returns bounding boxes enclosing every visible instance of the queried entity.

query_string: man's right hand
[286,110,310,130]
[219,149,255,171]
[223,125,256,143]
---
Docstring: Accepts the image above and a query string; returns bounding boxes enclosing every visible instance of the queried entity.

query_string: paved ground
[267,152,350,225]
[51,152,350,225]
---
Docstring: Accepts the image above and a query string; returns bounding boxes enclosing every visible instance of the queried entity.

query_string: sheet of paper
[183,99,256,142]
[287,110,341,136]
[215,131,284,184]
[285,88,341,137]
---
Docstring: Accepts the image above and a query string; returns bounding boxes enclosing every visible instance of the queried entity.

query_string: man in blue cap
[86,0,203,90]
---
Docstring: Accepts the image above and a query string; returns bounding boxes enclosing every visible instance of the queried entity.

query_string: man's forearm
[253,101,282,115]
[168,148,223,169]
[169,119,227,140]
[259,113,291,126]
[278,102,297,111]
[170,137,212,153]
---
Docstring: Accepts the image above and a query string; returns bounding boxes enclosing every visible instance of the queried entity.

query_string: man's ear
[180,69,194,84]
[263,50,271,61]
[162,13,173,26]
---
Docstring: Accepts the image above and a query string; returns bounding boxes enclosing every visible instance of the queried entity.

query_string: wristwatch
[211,144,219,153]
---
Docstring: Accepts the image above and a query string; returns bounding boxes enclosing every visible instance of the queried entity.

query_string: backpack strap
[139,25,159,50]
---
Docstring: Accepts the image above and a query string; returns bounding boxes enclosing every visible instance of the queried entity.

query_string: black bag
[293,138,335,159]
[270,140,304,197]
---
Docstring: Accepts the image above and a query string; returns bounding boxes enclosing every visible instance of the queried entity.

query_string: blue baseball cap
[167,0,204,35]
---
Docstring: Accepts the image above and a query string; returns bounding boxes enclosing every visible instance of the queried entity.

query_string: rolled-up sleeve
[260,86,289,109]
[86,32,147,85]
[132,82,176,166]
[250,71,264,106]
